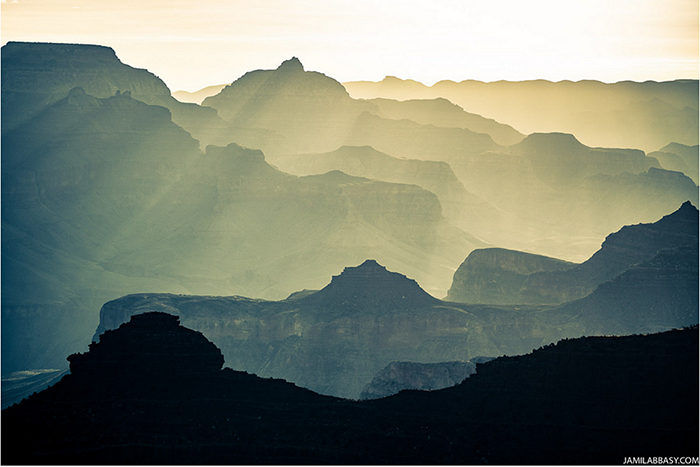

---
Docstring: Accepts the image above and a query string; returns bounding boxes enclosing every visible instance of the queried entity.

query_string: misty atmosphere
[1,1,699,463]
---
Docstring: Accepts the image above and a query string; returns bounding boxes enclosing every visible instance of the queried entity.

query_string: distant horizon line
[2,40,697,94]
[176,76,700,94]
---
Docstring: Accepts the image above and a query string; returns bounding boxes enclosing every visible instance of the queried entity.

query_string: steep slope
[3,312,697,464]
[1,369,69,409]
[552,244,699,336]
[520,201,699,304]
[366,97,524,146]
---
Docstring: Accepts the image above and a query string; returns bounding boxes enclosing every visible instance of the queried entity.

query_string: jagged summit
[277,56,304,72]
[304,259,440,309]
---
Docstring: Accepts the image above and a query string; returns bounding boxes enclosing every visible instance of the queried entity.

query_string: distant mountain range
[2,94,478,372]
[448,201,699,305]
[344,76,699,152]
[3,311,697,464]
[2,40,698,392]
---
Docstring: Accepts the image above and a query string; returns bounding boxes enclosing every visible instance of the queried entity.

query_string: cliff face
[446,248,576,304]
[3,312,697,465]
[359,360,477,400]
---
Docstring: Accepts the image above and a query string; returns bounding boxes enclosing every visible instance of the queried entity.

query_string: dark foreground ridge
[2,312,697,464]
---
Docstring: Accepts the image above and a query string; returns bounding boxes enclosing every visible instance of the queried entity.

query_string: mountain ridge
[3,312,697,464]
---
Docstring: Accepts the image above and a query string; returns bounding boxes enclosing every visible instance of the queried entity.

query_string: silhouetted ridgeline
[2,313,697,464]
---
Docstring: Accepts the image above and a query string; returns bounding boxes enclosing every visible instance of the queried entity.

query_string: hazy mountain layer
[0,41,245,149]
[448,202,699,305]
[450,135,697,261]
[509,132,659,187]
[93,217,699,399]
[366,97,525,146]
[202,57,378,155]
[650,142,699,184]
[3,312,697,464]
[2,87,482,374]
[343,76,699,152]
[201,55,696,262]
[2,88,205,372]
[270,145,493,226]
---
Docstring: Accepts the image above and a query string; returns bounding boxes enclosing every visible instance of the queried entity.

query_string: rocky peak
[306,260,440,309]
[67,312,224,379]
[277,57,305,72]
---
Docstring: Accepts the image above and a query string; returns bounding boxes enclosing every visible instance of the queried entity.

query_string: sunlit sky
[1,0,698,92]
